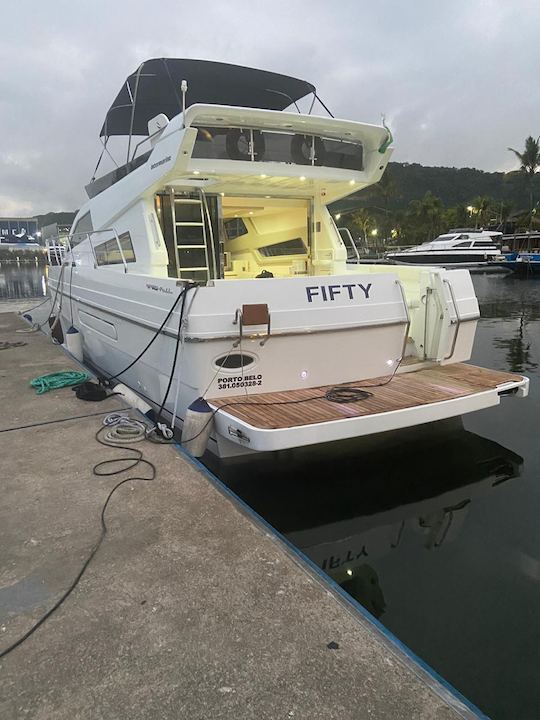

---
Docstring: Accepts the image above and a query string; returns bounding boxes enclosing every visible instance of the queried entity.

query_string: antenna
[181,80,188,127]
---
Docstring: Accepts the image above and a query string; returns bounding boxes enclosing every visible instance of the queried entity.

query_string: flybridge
[86,57,393,200]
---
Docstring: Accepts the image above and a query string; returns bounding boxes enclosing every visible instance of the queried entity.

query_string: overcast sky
[2,0,540,216]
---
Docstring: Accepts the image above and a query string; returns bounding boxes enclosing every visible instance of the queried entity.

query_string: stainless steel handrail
[199,189,218,280]
[443,278,462,361]
[395,279,411,362]
[55,227,128,273]
[339,227,360,263]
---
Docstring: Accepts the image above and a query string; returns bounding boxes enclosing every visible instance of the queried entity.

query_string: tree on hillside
[350,208,375,246]
[407,192,445,242]
[470,196,497,229]
[508,136,540,221]
[444,204,470,230]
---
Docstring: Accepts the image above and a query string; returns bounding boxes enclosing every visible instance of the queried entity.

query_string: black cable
[324,387,373,403]
[180,370,400,447]
[0,407,131,434]
[0,425,155,659]
[100,284,194,386]
[153,286,193,429]
[69,261,74,326]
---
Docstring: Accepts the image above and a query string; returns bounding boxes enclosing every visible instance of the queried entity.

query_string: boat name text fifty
[306,283,372,302]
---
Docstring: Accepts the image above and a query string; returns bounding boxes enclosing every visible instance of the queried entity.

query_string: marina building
[0,216,39,242]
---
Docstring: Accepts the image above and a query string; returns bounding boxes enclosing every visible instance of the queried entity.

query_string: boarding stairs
[172,191,216,282]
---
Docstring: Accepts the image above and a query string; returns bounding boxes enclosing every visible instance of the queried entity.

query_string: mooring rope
[30,370,89,394]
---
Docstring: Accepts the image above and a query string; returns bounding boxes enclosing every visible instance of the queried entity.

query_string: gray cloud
[1,0,539,215]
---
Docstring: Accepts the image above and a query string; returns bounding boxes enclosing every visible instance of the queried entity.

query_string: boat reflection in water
[211,418,523,619]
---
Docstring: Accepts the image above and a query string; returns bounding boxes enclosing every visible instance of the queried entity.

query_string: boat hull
[386,253,499,266]
[47,266,522,458]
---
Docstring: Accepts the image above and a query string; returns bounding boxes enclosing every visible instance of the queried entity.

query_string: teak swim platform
[209,364,527,451]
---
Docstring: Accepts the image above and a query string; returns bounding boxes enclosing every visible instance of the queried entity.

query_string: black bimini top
[100,58,316,137]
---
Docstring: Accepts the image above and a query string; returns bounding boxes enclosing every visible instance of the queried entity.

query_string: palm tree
[470,196,496,229]
[508,136,540,220]
[408,192,445,241]
[350,208,374,246]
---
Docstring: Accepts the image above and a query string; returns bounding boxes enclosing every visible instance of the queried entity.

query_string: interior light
[349,179,355,185]
[249,211,254,215]
[300,176,306,181]
[346,569,353,576]
[335,213,341,221]
[260,174,267,178]
[193,170,200,175]
[220,192,225,197]
[265,195,271,199]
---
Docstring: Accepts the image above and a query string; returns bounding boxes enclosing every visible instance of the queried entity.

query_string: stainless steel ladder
[171,190,216,282]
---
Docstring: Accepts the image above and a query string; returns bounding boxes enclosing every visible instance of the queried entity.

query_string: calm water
[210,273,540,720]
[4,265,540,718]
[0,264,48,300]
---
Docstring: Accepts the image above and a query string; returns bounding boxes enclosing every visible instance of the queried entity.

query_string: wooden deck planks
[208,363,522,430]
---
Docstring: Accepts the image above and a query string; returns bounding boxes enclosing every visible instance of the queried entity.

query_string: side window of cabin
[224,218,248,241]
[455,241,472,248]
[258,238,306,257]
[70,212,94,247]
[95,232,136,265]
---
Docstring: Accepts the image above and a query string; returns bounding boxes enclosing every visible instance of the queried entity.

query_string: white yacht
[386,229,503,267]
[47,59,527,458]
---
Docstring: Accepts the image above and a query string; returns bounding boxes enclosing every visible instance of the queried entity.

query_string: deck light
[300,370,308,380]
[260,174,267,178]
[346,569,353,576]
[193,170,200,175]
[386,359,394,366]
[300,176,306,181]
[335,213,341,221]
[349,179,355,185]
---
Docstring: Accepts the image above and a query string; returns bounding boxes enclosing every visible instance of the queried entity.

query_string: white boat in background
[386,229,504,267]
[46,58,528,458]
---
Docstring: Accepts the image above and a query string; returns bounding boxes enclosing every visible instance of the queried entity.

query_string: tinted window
[224,218,248,240]
[258,238,306,257]
[192,126,363,171]
[71,212,94,247]
[95,231,135,265]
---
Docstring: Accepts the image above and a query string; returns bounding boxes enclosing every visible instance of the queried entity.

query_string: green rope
[30,371,89,395]
[378,115,393,154]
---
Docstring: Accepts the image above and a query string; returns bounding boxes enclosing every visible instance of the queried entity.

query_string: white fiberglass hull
[48,265,525,458]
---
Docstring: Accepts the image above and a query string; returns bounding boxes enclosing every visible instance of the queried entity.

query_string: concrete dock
[0,309,480,719]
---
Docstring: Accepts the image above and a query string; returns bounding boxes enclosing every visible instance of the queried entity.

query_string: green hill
[334,162,537,214]
[36,211,77,229]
